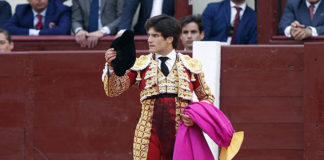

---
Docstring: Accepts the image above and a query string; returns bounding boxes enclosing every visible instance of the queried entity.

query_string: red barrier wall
[12,36,185,52]
[12,36,149,51]
[221,45,304,159]
[0,51,140,159]
[304,42,324,159]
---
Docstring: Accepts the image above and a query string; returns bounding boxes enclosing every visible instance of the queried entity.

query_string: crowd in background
[0,0,323,52]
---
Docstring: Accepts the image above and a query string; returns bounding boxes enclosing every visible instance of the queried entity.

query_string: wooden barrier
[12,35,149,51]
[257,0,279,44]
[221,45,304,159]
[1,44,323,159]
[270,35,324,44]
[304,42,324,159]
[12,35,185,51]
[0,50,138,159]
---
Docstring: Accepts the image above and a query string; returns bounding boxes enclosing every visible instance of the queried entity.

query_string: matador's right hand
[105,48,116,70]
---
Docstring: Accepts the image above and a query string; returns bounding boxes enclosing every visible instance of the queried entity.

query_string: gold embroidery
[177,61,193,101]
[133,99,155,160]
[175,98,190,130]
[104,73,130,97]
[194,73,215,103]
[178,53,202,74]
[131,54,152,71]
[131,53,214,159]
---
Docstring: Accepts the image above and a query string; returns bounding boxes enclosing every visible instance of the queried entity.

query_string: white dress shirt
[227,1,247,43]
[155,49,177,71]
[284,0,322,37]
[29,9,47,36]
[150,0,163,17]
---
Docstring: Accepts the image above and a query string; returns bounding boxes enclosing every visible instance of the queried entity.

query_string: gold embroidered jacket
[103,53,215,160]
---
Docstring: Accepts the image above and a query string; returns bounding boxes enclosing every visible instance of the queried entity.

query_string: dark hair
[181,14,204,33]
[145,14,181,49]
[0,28,12,43]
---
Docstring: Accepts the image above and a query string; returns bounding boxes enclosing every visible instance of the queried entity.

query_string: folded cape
[173,100,244,160]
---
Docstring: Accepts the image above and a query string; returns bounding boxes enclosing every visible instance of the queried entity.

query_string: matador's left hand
[181,114,194,127]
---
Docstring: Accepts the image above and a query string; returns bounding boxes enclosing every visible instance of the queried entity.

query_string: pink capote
[173,100,234,160]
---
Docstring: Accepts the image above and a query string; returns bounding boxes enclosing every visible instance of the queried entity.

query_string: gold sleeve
[103,72,132,97]
[193,72,215,103]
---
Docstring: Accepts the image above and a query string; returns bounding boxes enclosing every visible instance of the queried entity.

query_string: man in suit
[118,0,174,35]
[279,0,324,40]
[2,0,71,35]
[72,0,124,48]
[0,29,13,52]
[202,0,257,44]
[180,15,204,51]
[0,1,11,28]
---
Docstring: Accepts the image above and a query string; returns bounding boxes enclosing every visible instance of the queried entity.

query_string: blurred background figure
[278,0,324,40]
[202,0,257,44]
[180,15,204,51]
[0,0,11,28]
[118,0,174,35]
[2,0,71,35]
[72,0,124,48]
[0,28,13,52]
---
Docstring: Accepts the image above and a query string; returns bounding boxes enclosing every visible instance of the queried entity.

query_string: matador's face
[147,28,173,56]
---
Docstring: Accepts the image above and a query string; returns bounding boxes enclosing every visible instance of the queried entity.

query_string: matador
[102,15,215,160]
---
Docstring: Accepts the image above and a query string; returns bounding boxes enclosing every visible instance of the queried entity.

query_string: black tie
[159,57,169,76]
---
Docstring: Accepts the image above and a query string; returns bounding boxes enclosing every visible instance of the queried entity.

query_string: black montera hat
[111,30,136,77]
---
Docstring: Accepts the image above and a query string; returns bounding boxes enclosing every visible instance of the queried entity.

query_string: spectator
[118,0,174,35]
[0,29,13,52]
[278,0,324,40]
[180,15,204,51]
[0,1,11,27]
[202,0,257,44]
[72,0,124,48]
[2,0,71,35]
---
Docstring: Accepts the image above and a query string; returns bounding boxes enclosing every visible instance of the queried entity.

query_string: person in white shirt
[202,0,257,44]
[279,0,324,40]
[2,0,71,35]
[72,0,124,48]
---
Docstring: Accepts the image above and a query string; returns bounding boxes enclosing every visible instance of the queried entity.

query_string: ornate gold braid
[175,98,190,130]
[194,73,215,103]
[133,99,155,160]
[104,72,130,97]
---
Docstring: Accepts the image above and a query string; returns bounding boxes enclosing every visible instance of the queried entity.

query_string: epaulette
[178,53,202,74]
[131,53,153,71]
